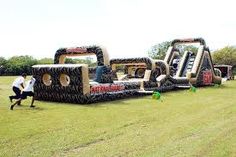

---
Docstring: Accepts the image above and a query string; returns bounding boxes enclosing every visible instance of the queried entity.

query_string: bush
[4,56,37,75]
[212,46,236,67]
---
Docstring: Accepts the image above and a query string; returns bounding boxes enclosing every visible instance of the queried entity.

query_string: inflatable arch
[54,46,110,65]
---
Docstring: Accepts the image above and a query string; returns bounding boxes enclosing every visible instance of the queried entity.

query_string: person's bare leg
[10,99,21,110]
[30,97,35,107]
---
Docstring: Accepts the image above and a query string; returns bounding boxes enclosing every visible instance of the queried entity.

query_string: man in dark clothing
[9,73,27,104]
[10,77,36,110]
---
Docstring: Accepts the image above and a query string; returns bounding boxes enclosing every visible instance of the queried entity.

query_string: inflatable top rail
[54,46,110,66]
[170,38,206,47]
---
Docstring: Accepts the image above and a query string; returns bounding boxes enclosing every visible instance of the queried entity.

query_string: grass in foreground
[0,76,236,157]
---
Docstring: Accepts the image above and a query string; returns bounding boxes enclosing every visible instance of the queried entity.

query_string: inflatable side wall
[32,64,90,103]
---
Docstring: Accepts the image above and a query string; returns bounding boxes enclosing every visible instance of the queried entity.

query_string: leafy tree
[37,58,53,64]
[5,55,37,75]
[177,45,198,54]
[212,46,236,67]
[212,46,236,74]
[0,55,98,76]
[0,57,7,75]
[148,41,198,59]
[148,41,171,59]
[65,57,97,67]
[0,57,7,65]
[65,58,77,64]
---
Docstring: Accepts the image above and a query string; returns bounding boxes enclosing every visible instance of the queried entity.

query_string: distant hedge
[0,56,37,75]
[0,56,96,76]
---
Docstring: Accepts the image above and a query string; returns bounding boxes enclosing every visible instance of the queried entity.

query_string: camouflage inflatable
[32,38,221,104]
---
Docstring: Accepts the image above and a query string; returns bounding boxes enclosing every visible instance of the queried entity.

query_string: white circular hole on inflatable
[42,73,52,86]
[60,74,70,86]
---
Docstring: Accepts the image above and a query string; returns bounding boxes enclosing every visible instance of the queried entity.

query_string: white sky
[0,0,235,59]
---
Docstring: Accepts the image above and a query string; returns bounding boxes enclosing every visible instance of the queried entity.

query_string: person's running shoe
[30,105,35,108]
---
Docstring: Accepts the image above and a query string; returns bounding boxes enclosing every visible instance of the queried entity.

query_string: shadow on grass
[81,95,153,108]
[36,95,150,108]
[11,105,46,111]
[189,83,233,90]
[75,98,135,108]
[216,83,235,89]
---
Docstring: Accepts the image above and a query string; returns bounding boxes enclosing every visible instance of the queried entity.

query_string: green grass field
[0,76,236,157]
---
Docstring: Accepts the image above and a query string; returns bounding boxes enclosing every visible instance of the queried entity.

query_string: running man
[9,73,27,104]
[10,77,36,110]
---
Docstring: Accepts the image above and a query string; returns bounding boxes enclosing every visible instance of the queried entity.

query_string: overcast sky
[0,0,235,59]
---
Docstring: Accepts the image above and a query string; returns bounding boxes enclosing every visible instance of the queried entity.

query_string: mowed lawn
[0,76,236,157]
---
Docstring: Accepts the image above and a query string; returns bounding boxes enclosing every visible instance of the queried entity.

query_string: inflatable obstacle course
[32,38,222,104]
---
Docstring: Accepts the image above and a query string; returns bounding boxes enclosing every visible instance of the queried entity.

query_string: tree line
[1,43,235,76]
[0,56,96,76]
